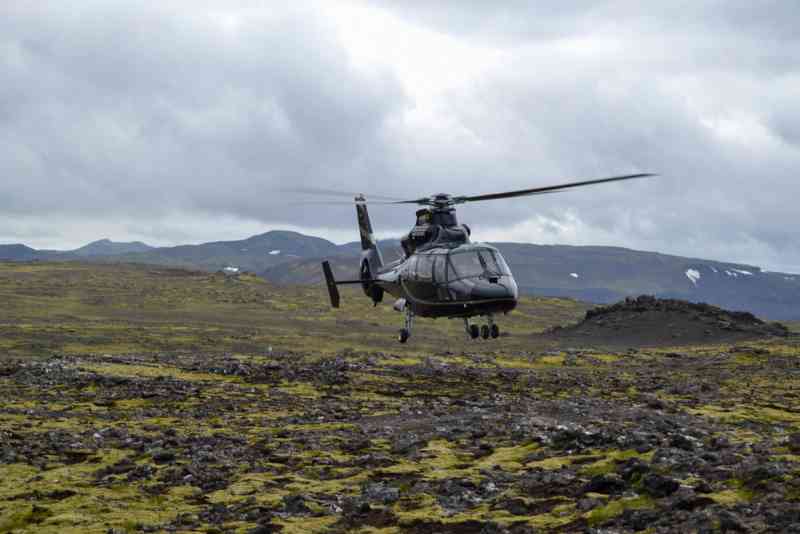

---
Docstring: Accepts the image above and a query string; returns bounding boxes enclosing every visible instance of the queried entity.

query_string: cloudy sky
[2,1,799,271]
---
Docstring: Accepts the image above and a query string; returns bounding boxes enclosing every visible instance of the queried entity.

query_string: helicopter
[317,173,655,343]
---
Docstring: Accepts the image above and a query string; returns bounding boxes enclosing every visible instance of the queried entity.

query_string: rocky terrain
[1,263,800,533]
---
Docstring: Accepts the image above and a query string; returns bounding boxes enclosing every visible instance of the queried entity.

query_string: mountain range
[2,231,799,320]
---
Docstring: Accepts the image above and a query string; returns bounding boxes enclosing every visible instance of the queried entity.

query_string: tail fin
[356,196,383,272]
[321,260,379,309]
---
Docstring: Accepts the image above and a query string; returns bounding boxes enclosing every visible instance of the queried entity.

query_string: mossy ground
[1,262,799,532]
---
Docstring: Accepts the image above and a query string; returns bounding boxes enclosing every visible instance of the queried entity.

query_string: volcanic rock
[546,295,789,346]
[642,473,680,497]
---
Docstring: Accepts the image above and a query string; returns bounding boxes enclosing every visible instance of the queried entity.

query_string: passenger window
[434,256,446,283]
[406,256,418,278]
[417,255,434,280]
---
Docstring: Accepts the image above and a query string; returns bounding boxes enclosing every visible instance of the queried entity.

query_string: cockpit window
[448,249,510,280]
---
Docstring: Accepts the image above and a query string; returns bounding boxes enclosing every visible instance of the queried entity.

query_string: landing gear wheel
[490,324,500,339]
[399,328,410,344]
[481,325,490,339]
[469,324,480,339]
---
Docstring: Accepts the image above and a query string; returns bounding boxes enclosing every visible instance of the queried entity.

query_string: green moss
[79,362,238,383]
[772,454,800,463]
[593,354,622,363]
[394,494,579,530]
[419,439,471,479]
[0,504,52,531]
[277,381,322,399]
[708,488,754,505]
[580,449,654,477]
[689,404,800,425]
[274,516,339,533]
[0,449,198,533]
[474,442,539,471]
[586,495,654,526]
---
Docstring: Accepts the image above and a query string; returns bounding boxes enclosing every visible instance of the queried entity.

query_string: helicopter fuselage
[371,243,519,319]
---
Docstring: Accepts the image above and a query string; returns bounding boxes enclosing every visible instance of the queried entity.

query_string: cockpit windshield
[448,248,511,280]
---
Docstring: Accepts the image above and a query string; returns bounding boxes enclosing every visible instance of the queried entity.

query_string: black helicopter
[319,173,655,343]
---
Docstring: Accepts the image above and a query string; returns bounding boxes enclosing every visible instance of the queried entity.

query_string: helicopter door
[405,254,437,301]
[433,256,451,300]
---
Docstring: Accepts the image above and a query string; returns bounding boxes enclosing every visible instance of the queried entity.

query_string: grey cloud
[367,1,800,43]
[0,2,406,223]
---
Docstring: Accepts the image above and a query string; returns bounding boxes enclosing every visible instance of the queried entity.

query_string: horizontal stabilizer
[322,261,340,308]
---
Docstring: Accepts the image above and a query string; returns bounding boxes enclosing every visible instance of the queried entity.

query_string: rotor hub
[431,193,454,208]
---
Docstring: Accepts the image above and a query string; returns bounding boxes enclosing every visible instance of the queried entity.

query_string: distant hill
[96,230,341,273]
[0,244,40,261]
[3,230,800,320]
[71,239,154,257]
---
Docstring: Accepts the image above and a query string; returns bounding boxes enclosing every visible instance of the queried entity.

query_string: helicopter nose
[470,279,517,301]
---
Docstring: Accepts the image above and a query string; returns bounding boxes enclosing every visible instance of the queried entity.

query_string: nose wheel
[399,308,415,343]
[399,328,410,343]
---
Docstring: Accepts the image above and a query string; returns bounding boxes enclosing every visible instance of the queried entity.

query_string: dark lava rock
[739,462,785,487]
[693,480,713,494]
[402,519,503,534]
[618,457,650,482]
[391,433,427,455]
[339,502,398,529]
[621,508,661,531]
[644,395,666,410]
[248,525,283,534]
[718,510,748,532]
[670,433,697,451]
[642,473,680,497]
[549,295,789,346]
[315,356,350,386]
[670,488,715,511]
[787,432,800,454]
[437,479,482,512]
[551,426,611,451]
[519,469,577,498]
[342,436,371,453]
[583,473,627,495]
[576,497,602,512]
[281,495,310,515]
[362,482,399,505]
[150,448,176,464]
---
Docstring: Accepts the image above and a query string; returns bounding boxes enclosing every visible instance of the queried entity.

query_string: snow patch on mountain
[685,269,701,286]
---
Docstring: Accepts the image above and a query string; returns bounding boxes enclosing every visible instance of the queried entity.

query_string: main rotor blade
[390,198,435,205]
[453,173,656,204]
[288,200,406,206]
[281,187,406,202]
